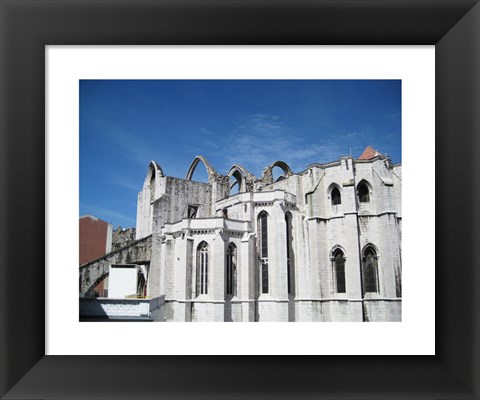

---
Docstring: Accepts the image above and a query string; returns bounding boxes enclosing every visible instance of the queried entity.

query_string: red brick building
[79,215,113,295]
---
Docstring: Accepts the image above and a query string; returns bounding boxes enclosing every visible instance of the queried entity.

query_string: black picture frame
[1,1,479,399]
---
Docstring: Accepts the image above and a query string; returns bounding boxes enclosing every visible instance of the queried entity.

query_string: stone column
[257,202,288,322]
[240,232,256,321]
[211,229,227,321]
[147,233,162,297]
[173,233,189,321]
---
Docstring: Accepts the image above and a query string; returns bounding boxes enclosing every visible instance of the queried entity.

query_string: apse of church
[132,147,402,322]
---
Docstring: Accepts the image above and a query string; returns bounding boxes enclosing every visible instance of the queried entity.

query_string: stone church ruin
[80,146,402,322]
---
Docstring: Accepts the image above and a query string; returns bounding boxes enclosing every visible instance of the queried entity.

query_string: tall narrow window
[196,241,209,295]
[333,249,346,293]
[226,243,237,295]
[285,212,293,294]
[331,187,341,205]
[258,211,269,294]
[357,181,370,203]
[137,270,147,297]
[362,246,378,294]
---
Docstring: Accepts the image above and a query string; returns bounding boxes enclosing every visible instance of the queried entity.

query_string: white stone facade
[136,151,402,322]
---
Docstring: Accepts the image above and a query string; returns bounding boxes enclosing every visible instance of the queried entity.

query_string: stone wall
[112,227,136,251]
[79,235,152,293]
[80,295,165,321]
[98,151,402,322]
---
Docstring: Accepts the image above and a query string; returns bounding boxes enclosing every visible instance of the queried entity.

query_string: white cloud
[200,128,214,136]
[216,113,351,176]
[108,174,141,192]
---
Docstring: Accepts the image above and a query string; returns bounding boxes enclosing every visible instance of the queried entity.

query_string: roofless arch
[261,160,293,183]
[185,155,219,182]
[227,164,255,194]
[145,161,165,182]
[144,161,164,184]
[269,160,293,176]
[227,164,252,179]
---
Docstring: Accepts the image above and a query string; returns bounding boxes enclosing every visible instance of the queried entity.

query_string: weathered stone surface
[79,295,165,321]
[112,226,136,251]
[79,235,152,293]
[88,148,402,322]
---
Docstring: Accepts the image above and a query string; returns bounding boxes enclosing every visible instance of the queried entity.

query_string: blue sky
[80,80,401,228]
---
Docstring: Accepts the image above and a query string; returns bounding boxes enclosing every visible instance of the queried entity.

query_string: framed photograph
[50,48,430,356]
[1,0,479,399]
[75,76,406,328]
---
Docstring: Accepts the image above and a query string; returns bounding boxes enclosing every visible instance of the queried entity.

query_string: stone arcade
[80,146,402,322]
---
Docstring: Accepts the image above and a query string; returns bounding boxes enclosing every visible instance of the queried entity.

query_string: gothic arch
[330,246,347,294]
[144,161,164,184]
[362,242,379,257]
[196,241,210,296]
[328,183,342,205]
[185,155,219,181]
[329,244,347,260]
[269,160,293,176]
[269,160,293,180]
[227,164,255,193]
[227,164,252,177]
[327,182,342,193]
[261,160,293,183]
[143,161,164,203]
[357,179,372,203]
[227,165,246,193]
[137,266,148,297]
[361,243,380,295]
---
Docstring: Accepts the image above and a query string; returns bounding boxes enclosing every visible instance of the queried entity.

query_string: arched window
[258,211,269,294]
[137,272,146,297]
[331,187,341,205]
[357,181,370,203]
[332,249,346,293]
[226,243,237,296]
[362,246,379,294]
[285,212,294,294]
[196,241,209,295]
[229,169,244,195]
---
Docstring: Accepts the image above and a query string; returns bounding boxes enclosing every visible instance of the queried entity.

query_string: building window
[226,243,237,295]
[188,205,198,219]
[196,241,209,295]
[285,212,294,294]
[137,270,147,297]
[357,181,370,203]
[331,187,341,205]
[332,249,346,293]
[258,211,269,294]
[362,246,379,294]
